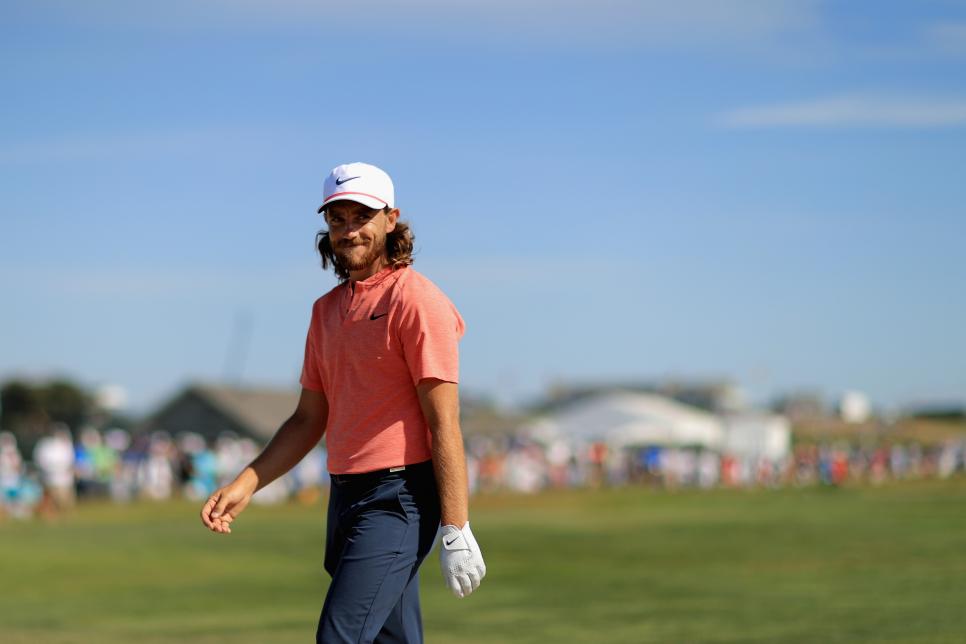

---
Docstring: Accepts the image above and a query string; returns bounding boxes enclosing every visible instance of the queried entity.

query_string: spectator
[1,431,24,515]
[33,425,76,511]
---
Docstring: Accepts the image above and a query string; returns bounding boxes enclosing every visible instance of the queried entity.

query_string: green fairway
[3,478,966,643]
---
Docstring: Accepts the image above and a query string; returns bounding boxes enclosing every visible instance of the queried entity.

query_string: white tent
[721,412,791,461]
[525,391,724,450]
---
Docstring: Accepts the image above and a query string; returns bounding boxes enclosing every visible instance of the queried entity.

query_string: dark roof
[144,383,299,442]
[192,384,300,440]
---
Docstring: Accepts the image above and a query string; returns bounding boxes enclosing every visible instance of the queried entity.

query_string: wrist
[440,509,468,527]
[236,467,260,493]
[441,521,469,531]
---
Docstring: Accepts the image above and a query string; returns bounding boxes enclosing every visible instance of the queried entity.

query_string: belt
[329,460,433,485]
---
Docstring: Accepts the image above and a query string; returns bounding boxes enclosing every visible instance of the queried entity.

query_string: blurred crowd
[465,437,966,492]
[0,425,325,520]
[2,426,965,520]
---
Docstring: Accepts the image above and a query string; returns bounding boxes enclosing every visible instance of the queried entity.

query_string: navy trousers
[316,460,440,644]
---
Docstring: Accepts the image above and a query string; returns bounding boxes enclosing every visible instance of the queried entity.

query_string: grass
[2,478,966,643]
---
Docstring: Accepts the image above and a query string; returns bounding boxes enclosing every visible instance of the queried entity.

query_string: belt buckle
[389,466,406,472]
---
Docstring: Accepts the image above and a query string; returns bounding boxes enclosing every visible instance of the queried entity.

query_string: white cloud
[846,20,966,62]
[719,95,966,128]
[924,21,966,55]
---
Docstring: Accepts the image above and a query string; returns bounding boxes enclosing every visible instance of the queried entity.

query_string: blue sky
[2,0,965,413]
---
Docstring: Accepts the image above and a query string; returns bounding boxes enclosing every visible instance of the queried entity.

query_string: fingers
[211,492,231,520]
[467,570,481,593]
[200,491,234,534]
[200,493,220,529]
[444,571,475,598]
[446,575,463,599]
[457,573,473,598]
[446,575,463,598]
[439,529,486,599]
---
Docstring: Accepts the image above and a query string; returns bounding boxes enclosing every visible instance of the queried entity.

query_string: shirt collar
[349,265,399,291]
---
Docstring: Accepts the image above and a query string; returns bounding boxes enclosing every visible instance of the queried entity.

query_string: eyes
[327,211,376,229]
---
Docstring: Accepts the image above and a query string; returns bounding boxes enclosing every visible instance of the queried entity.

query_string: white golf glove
[439,522,486,598]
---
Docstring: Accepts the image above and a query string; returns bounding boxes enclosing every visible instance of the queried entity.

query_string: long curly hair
[316,208,415,281]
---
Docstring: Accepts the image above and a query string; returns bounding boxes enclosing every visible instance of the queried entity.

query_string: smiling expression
[324,200,399,273]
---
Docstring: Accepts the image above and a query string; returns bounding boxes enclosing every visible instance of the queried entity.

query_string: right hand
[200,474,257,534]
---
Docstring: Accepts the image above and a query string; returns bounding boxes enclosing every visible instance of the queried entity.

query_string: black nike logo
[370,312,388,320]
[335,176,360,185]
[444,536,460,547]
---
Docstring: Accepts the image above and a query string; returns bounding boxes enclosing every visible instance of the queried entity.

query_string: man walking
[200,162,486,643]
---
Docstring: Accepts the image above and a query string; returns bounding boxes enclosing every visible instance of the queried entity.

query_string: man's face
[324,200,399,272]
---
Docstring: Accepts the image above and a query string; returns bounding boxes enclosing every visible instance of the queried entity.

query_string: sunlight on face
[324,201,396,272]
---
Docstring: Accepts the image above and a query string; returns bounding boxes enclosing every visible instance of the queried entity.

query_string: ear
[385,208,400,233]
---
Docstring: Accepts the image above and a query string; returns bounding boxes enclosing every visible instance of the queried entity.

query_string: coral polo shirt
[299,265,465,474]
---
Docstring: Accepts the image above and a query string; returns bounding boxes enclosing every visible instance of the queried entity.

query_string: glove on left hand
[439,522,486,598]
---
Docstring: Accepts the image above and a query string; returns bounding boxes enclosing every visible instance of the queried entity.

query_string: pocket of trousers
[344,477,410,524]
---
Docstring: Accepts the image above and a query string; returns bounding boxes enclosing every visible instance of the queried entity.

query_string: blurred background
[2,1,966,642]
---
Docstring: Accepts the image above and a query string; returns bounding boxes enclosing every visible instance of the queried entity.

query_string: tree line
[0,379,131,456]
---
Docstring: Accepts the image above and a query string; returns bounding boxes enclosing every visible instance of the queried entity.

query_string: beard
[335,238,386,271]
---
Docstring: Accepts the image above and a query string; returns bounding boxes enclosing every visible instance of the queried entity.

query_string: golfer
[200,162,486,643]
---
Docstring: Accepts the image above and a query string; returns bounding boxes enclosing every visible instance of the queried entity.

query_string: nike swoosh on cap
[335,176,360,185]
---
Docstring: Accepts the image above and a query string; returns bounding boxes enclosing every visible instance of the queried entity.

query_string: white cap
[317,162,395,213]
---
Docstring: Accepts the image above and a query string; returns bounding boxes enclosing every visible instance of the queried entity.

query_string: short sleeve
[396,278,465,386]
[299,304,326,392]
